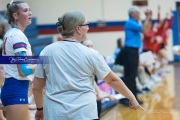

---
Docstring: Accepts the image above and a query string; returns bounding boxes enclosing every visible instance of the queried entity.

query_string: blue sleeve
[125,21,142,32]
[18,52,33,76]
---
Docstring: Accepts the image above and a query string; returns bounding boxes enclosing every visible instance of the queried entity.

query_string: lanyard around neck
[62,40,78,42]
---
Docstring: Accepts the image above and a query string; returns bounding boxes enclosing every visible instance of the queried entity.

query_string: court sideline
[100,63,180,120]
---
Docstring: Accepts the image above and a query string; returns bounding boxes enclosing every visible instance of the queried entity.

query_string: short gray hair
[57,11,86,38]
[128,6,139,16]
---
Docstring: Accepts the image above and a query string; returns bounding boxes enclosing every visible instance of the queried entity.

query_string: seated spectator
[113,38,123,62]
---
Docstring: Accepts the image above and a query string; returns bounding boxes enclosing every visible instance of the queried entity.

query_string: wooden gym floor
[28,63,180,120]
[101,63,180,120]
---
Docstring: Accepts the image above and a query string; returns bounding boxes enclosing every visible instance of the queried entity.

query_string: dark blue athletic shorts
[1,77,29,107]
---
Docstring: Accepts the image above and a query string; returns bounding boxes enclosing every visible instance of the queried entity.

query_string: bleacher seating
[97,80,119,111]
[24,18,38,38]
[33,45,47,56]
[29,37,53,46]
[29,37,53,55]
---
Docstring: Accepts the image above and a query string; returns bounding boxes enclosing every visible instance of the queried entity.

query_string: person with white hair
[82,39,93,48]
[114,6,146,106]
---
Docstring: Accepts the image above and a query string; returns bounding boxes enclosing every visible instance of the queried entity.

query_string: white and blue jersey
[2,27,33,81]
[1,27,32,107]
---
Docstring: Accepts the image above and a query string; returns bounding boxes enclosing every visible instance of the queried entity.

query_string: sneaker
[136,89,143,94]
[137,89,146,95]
[142,87,151,93]
[119,98,129,107]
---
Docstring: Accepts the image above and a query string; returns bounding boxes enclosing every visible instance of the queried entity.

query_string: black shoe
[137,100,143,105]
[142,87,151,92]
[137,89,146,95]
[119,98,129,107]
[136,89,143,94]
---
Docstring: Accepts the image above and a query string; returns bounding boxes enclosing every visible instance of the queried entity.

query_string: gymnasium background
[0,0,179,58]
[0,0,180,112]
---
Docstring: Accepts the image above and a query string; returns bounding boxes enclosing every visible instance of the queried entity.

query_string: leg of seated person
[137,66,149,85]
[136,77,143,92]
[138,66,155,90]
[111,64,124,74]
[158,48,170,62]
[144,66,152,76]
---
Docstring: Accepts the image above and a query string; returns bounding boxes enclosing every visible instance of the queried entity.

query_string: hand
[96,91,116,101]
[35,110,43,120]
[96,91,107,100]
[129,99,146,111]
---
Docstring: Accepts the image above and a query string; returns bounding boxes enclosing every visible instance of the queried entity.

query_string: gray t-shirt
[34,41,111,120]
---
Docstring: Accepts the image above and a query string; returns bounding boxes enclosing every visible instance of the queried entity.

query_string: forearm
[142,19,151,34]
[108,80,135,100]
[33,88,44,108]
[105,71,135,101]
[16,52,34,76]
[104,71,145,110]
[19,64,33,76]
[32,77,45,108]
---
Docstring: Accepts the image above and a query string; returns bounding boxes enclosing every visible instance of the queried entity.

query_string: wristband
[37,107,43,110]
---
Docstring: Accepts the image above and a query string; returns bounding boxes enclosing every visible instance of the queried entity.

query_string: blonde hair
[6,1,26,24]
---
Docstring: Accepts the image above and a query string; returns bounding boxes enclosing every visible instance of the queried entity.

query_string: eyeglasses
[79,23,89,27]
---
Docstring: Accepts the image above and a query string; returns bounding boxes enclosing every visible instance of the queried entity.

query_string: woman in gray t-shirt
[33,10,144,120]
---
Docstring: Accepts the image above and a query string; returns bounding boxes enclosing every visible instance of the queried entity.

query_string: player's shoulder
[5,28,22,37]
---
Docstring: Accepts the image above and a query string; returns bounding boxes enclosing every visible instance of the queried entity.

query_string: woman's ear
[76,25,80,30]
[76,26,81,34]
[12,13,18,20]
[75,26,82,38]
